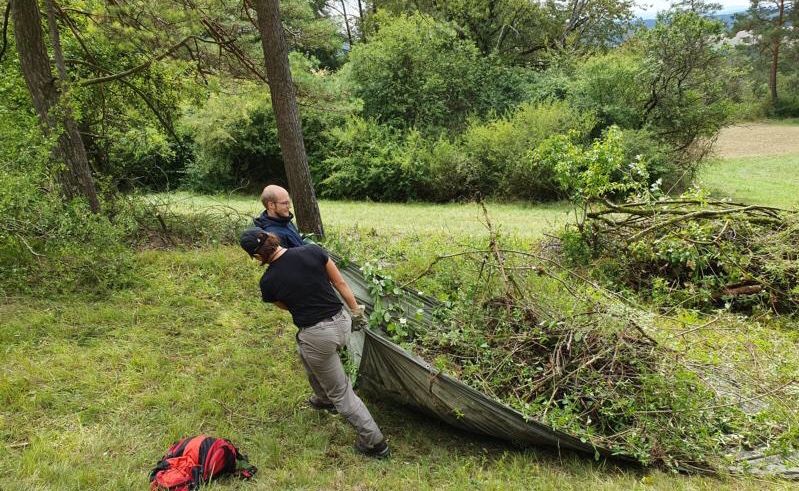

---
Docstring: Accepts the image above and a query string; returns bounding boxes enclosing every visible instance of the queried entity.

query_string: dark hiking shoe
[354,438,390,459]
[308,395,337,414]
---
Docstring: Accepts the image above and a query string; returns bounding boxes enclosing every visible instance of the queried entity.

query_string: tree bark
[770,42,779,107]
[357,0,365,42]
[11,0,100,212]
[769,0,785,107]
[340,0,353,47]
[252,0,324,238]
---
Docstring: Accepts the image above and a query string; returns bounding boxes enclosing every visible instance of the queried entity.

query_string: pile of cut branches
[360,218,758,471]
[580,194,799,313]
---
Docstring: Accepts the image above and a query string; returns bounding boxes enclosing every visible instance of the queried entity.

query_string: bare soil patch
[713,122,799,159]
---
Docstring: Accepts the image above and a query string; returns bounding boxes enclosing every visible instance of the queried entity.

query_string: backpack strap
[235,456,258,480]
[221,439,258,479]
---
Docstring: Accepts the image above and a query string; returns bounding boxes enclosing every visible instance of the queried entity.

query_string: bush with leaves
[181,86,283,192]
[567,52,646,131]
[182,54,357,192]
[460,100,596,201]
[318,117,427,201]
[0,132,133,296]
[635,9,734,177]
[561,12,736,190]
[347,12,536,134]
[536,125,649,211]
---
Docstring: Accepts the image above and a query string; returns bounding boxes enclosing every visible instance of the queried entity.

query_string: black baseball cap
[240,227,264,256]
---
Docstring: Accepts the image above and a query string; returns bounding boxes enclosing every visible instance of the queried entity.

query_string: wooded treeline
[0,0,797,293]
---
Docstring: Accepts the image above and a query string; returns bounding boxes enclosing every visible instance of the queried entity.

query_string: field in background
[701,120,799,209]
[160,193,572,239]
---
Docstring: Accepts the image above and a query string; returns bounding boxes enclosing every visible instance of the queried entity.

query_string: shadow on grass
[368,396,647,478]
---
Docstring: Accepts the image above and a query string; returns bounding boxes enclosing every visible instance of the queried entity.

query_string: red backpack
[149,435,257,491]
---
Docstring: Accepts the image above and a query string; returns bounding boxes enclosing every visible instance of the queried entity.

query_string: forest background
[2,0,799,489]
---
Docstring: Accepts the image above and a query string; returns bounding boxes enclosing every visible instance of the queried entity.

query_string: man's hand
[351,304,368,331]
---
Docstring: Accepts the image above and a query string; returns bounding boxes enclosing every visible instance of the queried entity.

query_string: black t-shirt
[259,244,342,328]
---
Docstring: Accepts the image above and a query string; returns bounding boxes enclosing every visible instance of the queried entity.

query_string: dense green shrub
[0,131,133,296]
[467,100,595,201]
[182,55,357,193]
[346,12,482,133]
[319,102,601,203]
[318,118,422,201]
[773,100,799,118]
[541,125,644,204]
[347,12,536,134]
[181,87,283,192]
[637,11,734,170]
[615,128,679,192]
[565,33,733,192]
[566,52,646,130]
[105,127,189,191]
[412,137,472,202]
[0,59,134,295]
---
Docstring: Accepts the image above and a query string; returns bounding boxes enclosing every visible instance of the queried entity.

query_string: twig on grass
[213,398,279,424]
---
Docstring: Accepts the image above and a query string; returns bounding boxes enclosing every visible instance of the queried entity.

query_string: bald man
[253,184,304,248]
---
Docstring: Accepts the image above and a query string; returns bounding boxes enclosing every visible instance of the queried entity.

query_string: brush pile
[352,198,797,471]
[395,243,747,470]
[580,195,798,313]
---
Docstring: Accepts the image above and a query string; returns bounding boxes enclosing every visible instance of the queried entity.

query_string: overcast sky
[634,0,751,16]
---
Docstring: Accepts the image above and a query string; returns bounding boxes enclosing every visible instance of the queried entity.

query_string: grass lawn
[701,120,799,209]
[152,192,573,239]
[699,153,799,209]
[3,248,795,490]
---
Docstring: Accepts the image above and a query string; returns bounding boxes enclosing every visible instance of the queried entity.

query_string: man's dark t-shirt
[259,244,342,328]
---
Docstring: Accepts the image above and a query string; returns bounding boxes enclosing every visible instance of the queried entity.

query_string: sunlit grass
[150,192,572,239]
[699,153,799,209]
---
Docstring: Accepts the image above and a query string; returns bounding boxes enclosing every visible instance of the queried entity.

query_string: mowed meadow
[700,120,799,209]
[2,122,799,490]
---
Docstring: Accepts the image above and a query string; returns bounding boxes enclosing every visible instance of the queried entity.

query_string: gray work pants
[296,308,384,447]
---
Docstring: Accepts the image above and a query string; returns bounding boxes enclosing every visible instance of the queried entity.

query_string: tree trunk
[340,0,353,47]
[770,42,779,107]
[357,0,365,42]
[252,0,324,238]
[11,0,100,212]
[769,0,786,108]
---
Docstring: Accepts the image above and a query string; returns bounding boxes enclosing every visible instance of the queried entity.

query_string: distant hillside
[641,11,742,29]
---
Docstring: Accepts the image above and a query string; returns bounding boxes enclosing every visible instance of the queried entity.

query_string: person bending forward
[239,227,390,459]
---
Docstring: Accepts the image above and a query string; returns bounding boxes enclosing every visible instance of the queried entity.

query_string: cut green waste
[332,253,799,480]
